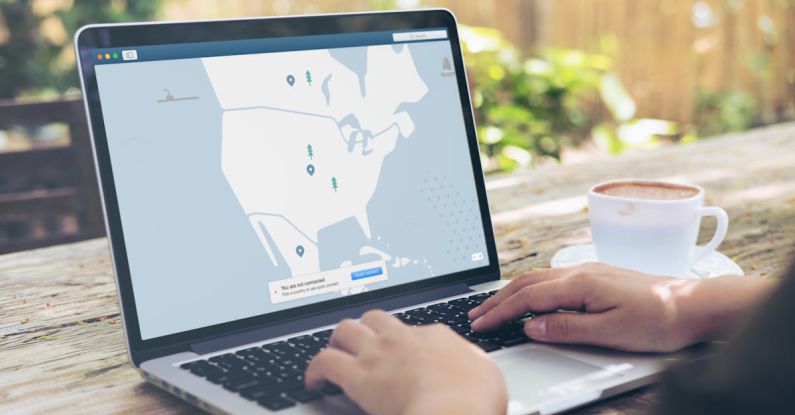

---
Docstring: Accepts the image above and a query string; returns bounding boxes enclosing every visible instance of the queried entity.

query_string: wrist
[672,276,776,345]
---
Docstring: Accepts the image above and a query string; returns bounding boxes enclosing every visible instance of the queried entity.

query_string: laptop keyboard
[179,290,530,411]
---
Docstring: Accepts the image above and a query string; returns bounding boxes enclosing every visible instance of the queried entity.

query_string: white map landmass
[201,45,428,278]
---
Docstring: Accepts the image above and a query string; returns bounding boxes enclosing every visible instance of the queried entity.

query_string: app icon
[122,50,138,61]
[441,57,455,77]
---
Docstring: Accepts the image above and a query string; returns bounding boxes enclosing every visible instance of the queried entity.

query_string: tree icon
[331,176,338,192]
[305,69,312,86]
[307,144,314,160]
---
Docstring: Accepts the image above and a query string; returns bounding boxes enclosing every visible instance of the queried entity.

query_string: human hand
[305,310,507,415]
[469,263,773,352]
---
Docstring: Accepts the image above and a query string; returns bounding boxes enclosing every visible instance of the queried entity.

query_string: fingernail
[525,319,546,340]
[468,306,480,318]
[470,317,483,331]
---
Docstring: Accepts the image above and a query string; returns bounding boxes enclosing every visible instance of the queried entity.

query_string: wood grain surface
[2,123,794,414]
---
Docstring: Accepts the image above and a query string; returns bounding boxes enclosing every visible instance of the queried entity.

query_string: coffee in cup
[594,181,699,200]
[588,179,728,277]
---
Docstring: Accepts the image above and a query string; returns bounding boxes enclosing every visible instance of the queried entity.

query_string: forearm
[676,275,778,344]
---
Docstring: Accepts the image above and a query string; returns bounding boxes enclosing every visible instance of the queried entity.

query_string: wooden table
[2,123,795,414]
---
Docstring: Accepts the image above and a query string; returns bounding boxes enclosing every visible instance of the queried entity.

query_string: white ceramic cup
[587,179,728,277]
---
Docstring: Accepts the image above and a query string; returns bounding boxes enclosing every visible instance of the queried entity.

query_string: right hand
[468,263,772,352]
[305,310,506,415]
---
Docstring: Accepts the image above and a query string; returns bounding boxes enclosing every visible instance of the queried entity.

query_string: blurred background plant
[0,0,161,100]
[461,26,681,172]
[694,90,758,137]
[1,0,793,172]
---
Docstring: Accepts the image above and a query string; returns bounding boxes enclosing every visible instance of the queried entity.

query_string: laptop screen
[93,27,490,340]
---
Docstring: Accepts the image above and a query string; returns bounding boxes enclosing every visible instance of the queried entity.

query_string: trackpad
[494,347,622,410]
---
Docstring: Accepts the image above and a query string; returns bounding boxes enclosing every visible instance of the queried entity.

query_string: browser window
[93,28,489,340]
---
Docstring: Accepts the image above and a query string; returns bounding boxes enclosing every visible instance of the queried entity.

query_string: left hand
[305,310,507,415]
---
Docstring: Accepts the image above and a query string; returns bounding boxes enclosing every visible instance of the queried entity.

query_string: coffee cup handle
[691,206,729,266]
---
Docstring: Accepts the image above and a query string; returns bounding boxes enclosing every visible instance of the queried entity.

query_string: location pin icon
[287,74,295,87]
[296,245,304,257]
[306,164,315,176]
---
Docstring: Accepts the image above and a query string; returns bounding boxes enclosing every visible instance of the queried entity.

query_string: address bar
[392,30,448,42]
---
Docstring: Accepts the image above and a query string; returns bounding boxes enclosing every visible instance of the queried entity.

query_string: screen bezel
[75,9,500,362]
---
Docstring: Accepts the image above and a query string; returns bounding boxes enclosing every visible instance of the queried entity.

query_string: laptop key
[235,347,260,357]
[209,353,234,363]
[394,313,417,325]
[180,360,209,370]
[476,341,502,353]
[205,372,233,385]
[223,366,255,380]
[271,376,304,393]
[302,347,322,358]
[258,395,296,411]
[470,329,498,340]
[215,356,248,371]
[249,349,277,363]
[240,385,279,401]
[468,298,488,306]
[450,324,471,334]
[189,365,211,377]
[253,361,283,375]
[448,299,479,312]
[288,334,314,343]
[291,336,325,349]
[223,376,261,392]
[428,303,459,313]
[322,383,343,395]
[275,369,301,380]
[501,336,530,347]
[286,389,324,403]
[442,316,468,326]
[202,366,228,382]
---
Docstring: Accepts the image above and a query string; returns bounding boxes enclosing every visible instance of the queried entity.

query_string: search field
[393,30,447,43]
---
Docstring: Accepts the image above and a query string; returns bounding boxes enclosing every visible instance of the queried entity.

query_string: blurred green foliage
[462,26,597,170]
[694,90,757,137]
[460,26,679,172]
[0,0,161,99]
[0,2,775,173]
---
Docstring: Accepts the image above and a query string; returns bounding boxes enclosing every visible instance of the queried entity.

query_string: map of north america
[201,45,428,278]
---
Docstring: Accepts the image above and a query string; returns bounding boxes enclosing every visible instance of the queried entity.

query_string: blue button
[351,266,383,280]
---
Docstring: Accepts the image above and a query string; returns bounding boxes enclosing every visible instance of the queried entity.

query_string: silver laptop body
[75,10,670,415]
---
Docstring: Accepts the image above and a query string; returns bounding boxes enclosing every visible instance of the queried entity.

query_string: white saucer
[550,244,743,279]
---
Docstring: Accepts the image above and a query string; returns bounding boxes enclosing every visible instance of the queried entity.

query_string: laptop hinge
[190,282,473,355]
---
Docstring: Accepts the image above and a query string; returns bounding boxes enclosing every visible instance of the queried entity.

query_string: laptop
[75,9,670,414]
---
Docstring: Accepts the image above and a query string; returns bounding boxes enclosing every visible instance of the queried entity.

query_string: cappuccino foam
[595,181,698,200]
